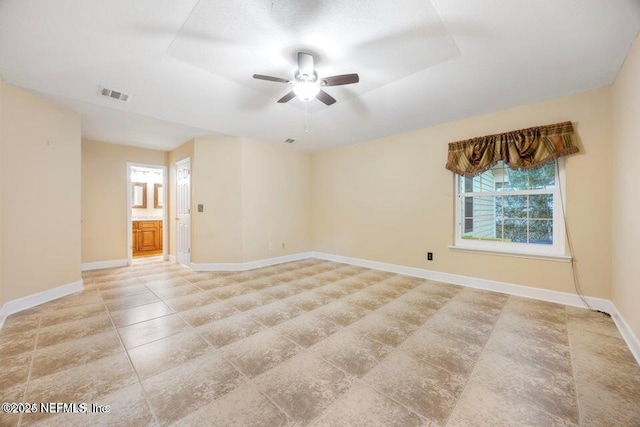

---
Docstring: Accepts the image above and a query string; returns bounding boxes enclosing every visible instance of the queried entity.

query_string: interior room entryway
[175,157,191,266]
[127,163,168,263]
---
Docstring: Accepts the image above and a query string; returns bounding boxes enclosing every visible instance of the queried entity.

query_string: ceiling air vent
[284,138,296,144]
[98,86,132,103]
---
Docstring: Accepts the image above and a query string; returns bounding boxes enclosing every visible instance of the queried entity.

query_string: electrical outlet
[268,242,273,252]
[427,252,433,261]
[281,243,285,249]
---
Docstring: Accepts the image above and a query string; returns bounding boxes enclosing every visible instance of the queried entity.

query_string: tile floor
[1,257,639,426]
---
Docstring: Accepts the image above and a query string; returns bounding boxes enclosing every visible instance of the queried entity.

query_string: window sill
[448,245,572,263]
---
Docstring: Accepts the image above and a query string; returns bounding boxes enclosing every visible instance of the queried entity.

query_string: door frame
[175,157,192,266]
[126,162,168,265]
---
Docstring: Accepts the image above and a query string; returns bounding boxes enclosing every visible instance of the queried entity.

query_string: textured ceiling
[0,0,639,152]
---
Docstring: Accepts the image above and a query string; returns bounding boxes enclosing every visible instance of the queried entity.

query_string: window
[454,159,566,257]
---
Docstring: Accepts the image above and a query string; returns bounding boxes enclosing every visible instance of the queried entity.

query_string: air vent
[284,138,296,144]
[98,86,132,103]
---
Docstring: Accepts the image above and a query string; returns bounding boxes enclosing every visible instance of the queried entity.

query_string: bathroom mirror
[132,182,147,208]
[154,183,164,208]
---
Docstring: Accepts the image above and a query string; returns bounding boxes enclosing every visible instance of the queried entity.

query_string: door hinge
[188,248,191,254]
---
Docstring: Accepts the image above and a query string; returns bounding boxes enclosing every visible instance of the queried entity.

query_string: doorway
[127,163,168,264]
[176,158,191,266]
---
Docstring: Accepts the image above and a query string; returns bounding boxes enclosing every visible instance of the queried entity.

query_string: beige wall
[611,35,640,338]
[0,79,5,308]
[312,87,613,299]
[192,136,243,263]
[168,139,194,258]
[2,82,82,301]
[242,139,312,262]
[169,136,312,265]
[81,139,167,263]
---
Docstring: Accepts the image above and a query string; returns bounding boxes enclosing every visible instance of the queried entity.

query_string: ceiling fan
[253,52,359,105]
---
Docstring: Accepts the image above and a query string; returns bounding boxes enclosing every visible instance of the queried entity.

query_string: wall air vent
[284,138,296,144]
[98,86,132,103]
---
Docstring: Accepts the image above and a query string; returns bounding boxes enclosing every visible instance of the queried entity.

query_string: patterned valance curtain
[445,121,579,177]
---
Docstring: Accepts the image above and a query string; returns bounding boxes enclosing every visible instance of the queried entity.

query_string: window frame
[452,158,568,259]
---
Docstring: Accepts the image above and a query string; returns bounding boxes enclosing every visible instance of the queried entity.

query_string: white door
[176,158,191,265]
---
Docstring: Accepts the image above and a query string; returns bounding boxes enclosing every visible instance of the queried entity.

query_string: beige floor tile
[395,291,453,311]
[494,310,569,345]
[422,312,495,346]
[572,348,640,403]
[348,313,419,347]
[312,300,370,326]
[103,291,161,312]
[34,383,156,427]
[31,330,123,379]
[275,313,341,347]
[363,351,466,425]
[36,313,113,348]
[575,379,640,426]
[38,302,108,328]
[1,258,638,426]
[128,330,212,380]
[309,383,424,427]
[448,382,577,427]
[32,290,103,312]
[0,330,37,359]
[0,351,32,391]
[225,292,277,312]
[502,296,567,325]
[221,329,301,378]
[172,381,291,427]
[286,291,335,311]
[23,352,137,426]
[196,312,266,348]
[110,301,175,328]
[566,306,622,338]
[398,328,483,376]
[247,300,304,327]
[163,290,220,312]
[0,312,40,336]
[0,383,25,427]
[180,300,238,327]
[484,328,572,375]
[376,300,436,326]
[142,351,244,426]
[118,313,189,349]
[569,327,637,366]
[100,283,149,301]
[470,350,579,423]
[151,283,202,300]
[310,329,394,377]
[254,352,356,425]
[439,298,502,325]
[343,292,393,311]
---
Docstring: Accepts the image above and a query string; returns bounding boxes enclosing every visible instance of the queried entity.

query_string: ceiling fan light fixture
[293,80,320,101]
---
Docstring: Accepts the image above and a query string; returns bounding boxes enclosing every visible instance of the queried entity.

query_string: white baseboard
[610,308,640,365]
[191,252,314,272]
[311,252,610,310]
[312,251,639,364]
[0,279,84,330]
[81,259,128,271]
[168,254,177,263]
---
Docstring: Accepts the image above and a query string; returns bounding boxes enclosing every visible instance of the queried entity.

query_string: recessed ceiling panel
[168,0,459,107]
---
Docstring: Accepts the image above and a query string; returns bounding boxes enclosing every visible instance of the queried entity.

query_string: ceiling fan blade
[277,91,296,103]
[316,90,336,106]
[297,52,314,77]
[321,73,360,86]
[253,74,290,84]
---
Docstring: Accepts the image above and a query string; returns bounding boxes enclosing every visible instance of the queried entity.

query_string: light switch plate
[197,204,204,212]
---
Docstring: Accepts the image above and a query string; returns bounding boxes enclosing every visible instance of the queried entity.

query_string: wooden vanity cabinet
[132,220,163,256]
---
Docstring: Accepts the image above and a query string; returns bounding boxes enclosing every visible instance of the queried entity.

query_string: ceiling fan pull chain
[305,101,309,133]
